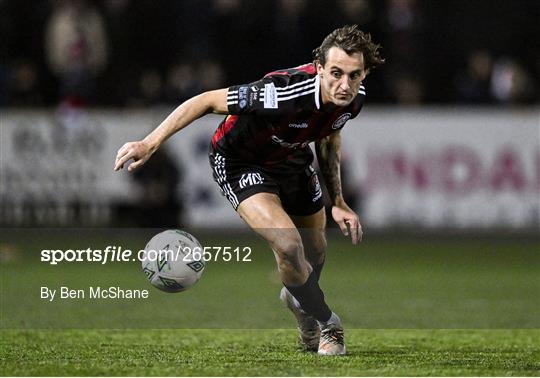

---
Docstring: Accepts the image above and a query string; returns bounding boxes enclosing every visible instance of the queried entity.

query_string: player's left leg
[290,208,327,279]
[276,166,345,355]
[285,208,345,355]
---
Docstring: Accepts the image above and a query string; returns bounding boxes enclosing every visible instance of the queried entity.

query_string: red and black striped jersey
[211,63,366,169]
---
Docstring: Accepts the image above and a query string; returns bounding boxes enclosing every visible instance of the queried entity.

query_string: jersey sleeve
[226,77,280,115]
[226,74,314,115]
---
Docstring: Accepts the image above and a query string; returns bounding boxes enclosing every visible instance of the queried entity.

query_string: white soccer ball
[141,229,205,292]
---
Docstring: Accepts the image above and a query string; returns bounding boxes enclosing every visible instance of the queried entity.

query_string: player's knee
[274,237,303,263]
[273,238,308,285]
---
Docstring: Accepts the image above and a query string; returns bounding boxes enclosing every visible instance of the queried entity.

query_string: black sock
[284,270,332,323]
[312,259,325,281]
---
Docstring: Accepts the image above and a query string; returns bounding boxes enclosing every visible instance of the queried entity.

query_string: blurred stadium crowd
[1,0,539,108]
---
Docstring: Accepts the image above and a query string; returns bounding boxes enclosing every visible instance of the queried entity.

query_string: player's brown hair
[313,25,385,71]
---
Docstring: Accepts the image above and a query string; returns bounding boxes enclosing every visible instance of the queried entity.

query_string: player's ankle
[318,312,342,328]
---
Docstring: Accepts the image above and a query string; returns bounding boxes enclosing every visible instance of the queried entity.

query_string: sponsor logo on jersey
[264,83,278,109]
[332,112,352,129]
[249,91,258,105]
[238,86,248,109]
[271,135,311,149]
[247,85,259,106]
[289,122,308,129]
[239,172,265,189]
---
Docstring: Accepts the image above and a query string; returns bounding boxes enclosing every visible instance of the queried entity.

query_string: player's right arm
[114,88,228,172]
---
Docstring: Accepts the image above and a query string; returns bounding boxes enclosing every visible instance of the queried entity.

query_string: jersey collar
[314,74,321,110]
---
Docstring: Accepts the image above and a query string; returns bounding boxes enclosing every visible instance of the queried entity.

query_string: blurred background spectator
[490,57,536,104]
[454,50,494,104]
[44,0,109,105]
[1,0,538,107]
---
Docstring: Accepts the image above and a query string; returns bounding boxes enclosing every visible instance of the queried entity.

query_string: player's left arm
[315,131,362,244]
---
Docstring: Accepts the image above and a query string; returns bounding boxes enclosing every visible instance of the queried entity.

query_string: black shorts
[209,151,324,216]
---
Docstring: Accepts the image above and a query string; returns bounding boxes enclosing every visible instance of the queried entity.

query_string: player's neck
[321,102,339,113]
[320,90,338,112]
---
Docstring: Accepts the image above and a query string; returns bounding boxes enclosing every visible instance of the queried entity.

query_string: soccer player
[114,25,384,355]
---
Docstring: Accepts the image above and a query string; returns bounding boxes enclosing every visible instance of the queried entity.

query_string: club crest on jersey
[332,113,352,130]
[239,172,264,189]
[309,172,322,202]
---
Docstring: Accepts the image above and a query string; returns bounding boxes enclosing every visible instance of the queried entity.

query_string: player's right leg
[237,193,311,287]
[279,286,320,351]
[209,152,343,354]
[237,194,344,355]
[209,152,311,285]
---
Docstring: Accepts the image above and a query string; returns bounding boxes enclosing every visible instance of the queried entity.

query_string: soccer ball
[141,229,205,293]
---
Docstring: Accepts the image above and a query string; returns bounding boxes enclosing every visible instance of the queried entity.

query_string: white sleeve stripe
[358,91,366,95]
[275,77,316,92]
[227,101,238,105]
[277,87,316,102]
[227,95,238,100]
[260,85,316,101]
[314,74,321,109]
[276,83,316,97]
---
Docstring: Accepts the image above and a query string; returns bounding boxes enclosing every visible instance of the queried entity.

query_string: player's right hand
[114,141,153,172]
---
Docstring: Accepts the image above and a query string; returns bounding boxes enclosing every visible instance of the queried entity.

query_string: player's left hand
[331,202,363,245]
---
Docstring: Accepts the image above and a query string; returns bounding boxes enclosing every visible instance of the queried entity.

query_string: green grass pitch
[1,329,539,376]
[1,230,539,375]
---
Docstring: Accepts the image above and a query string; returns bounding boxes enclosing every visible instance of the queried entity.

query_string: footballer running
[115,25,384,355]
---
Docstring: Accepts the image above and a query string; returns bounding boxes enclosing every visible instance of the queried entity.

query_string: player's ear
[315,61,324,75]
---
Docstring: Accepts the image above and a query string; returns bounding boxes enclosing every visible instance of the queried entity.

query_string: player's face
[317,47,368,107]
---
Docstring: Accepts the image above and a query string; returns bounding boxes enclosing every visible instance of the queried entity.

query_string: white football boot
[279,287,320,351]
[317,313,346,356]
